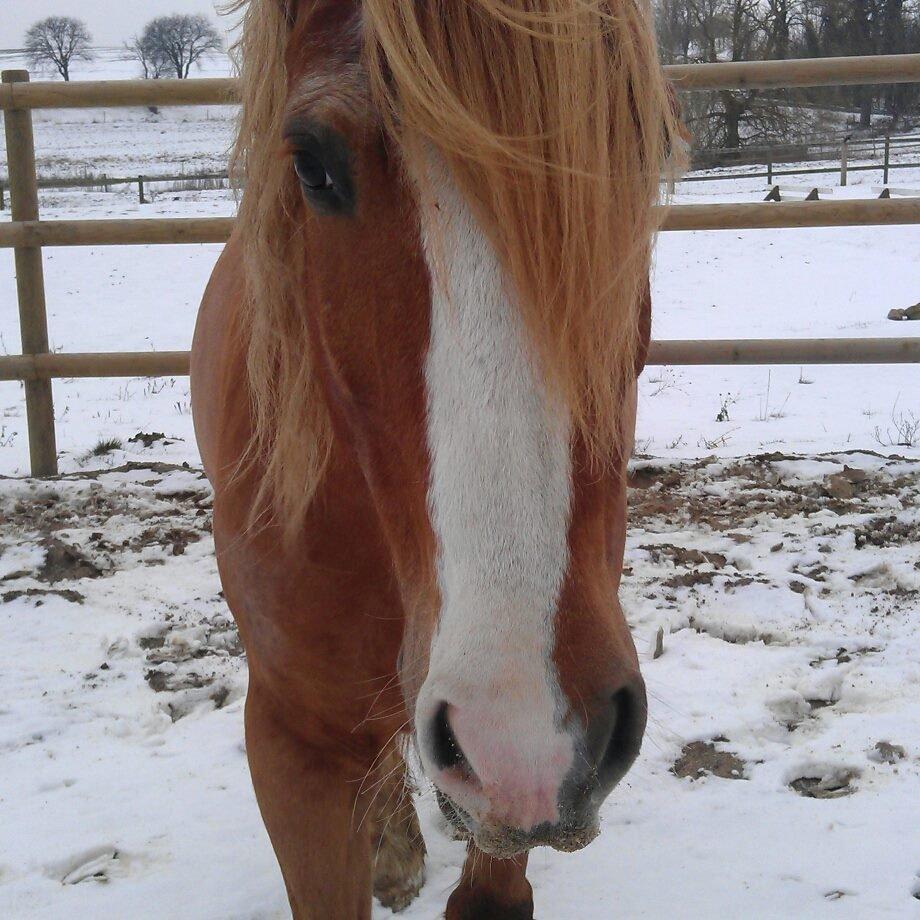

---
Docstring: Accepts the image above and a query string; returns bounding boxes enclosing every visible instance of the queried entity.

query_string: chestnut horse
[192,1,680,916]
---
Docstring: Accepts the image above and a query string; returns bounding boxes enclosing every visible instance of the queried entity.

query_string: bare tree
[799,0,920,126]
[658,0,810,149]
[138,15,223,81]
[126,34,169,80]
[24,17,93,82]
[656,0,920,137]
[656,0,695,62]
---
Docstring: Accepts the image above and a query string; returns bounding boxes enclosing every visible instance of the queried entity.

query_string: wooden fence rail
[680,160,920,184]
[0,352,192,381]
[3,339,919,384]
[2,54,919,110]
[657,198,920,230]
[703,134,920,158]
[2,54,920,476]
[2,199,919,250]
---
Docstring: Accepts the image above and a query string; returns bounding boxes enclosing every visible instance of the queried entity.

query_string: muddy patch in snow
[1,586,86,605]
[0,462,241,726]
[627,451,919,633]
[37,537,106,583]
[671,740,747,781]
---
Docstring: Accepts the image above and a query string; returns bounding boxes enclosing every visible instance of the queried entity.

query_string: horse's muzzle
[422,673,648,852]
[437,789,603,857]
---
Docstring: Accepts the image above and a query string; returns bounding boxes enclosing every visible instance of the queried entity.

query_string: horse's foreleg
[370,744,426,912]
[445,843,534,920]
[244,684,373,920]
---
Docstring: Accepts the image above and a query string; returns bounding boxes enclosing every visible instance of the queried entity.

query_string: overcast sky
[1,1,233,47]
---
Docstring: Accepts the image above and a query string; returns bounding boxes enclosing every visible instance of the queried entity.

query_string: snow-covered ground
[1,82,919,919]
[1,453,917,919]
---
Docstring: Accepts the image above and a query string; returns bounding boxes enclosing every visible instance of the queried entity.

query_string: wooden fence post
[883,133,890,185]
[767,155,773,185]
[138,175,146,204]
[840,137,848,186]
[2,70,58,476]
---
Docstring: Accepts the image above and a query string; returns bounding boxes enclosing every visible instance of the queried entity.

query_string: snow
[1,454,918,919]
[1,81,919,919]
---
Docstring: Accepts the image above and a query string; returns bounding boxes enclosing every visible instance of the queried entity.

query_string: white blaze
[415,150,574,807]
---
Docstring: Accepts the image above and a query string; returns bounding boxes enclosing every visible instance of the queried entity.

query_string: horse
[191,1,681,916]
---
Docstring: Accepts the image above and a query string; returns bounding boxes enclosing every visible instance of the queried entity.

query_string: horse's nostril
[429,701,468,772]
[592,679,648,791]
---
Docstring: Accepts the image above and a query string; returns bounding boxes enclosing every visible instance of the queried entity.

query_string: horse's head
[238,0,678,856]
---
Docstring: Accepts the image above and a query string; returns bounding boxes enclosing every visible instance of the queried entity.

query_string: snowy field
[1,73,919,919]
[1,454,918,919]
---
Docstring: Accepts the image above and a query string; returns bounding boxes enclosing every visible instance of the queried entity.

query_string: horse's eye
[293,150,334,192]
[284,123,355,216]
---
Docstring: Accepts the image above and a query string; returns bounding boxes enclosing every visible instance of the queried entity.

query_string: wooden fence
[3,133,916,207]
[0,171,231,209]
[2,53,920,476]
[684,134,920,186]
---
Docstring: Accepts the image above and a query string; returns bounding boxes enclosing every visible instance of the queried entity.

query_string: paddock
[1,53,919,918]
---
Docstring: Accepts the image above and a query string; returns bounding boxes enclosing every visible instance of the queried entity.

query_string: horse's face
[283,3,647,856]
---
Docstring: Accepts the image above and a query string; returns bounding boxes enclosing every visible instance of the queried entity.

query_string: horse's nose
[423,699,573,832]
[428,701,467,773]
[421,673,647,835]
[583,674,648,796]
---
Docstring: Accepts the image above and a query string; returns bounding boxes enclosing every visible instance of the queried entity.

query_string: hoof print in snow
[868,741,906,764]
[138,633,167,651]
[627,466,683,491]
[165,682,233,723]
[823,890,852,901]
[58,847,120,885]
[806,698,835,712]
[809,646,876,668]
[789,768,858,799]
[139,609,244,722]
[145,668,171,692]
[671,740,746,781]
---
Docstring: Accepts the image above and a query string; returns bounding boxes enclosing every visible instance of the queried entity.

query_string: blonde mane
[229,0,332,530]
[231,0,682,529]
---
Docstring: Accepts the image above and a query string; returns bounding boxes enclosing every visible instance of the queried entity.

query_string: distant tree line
[23,15,222,83]
[21,8,917,149]
[656,0,920,147]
